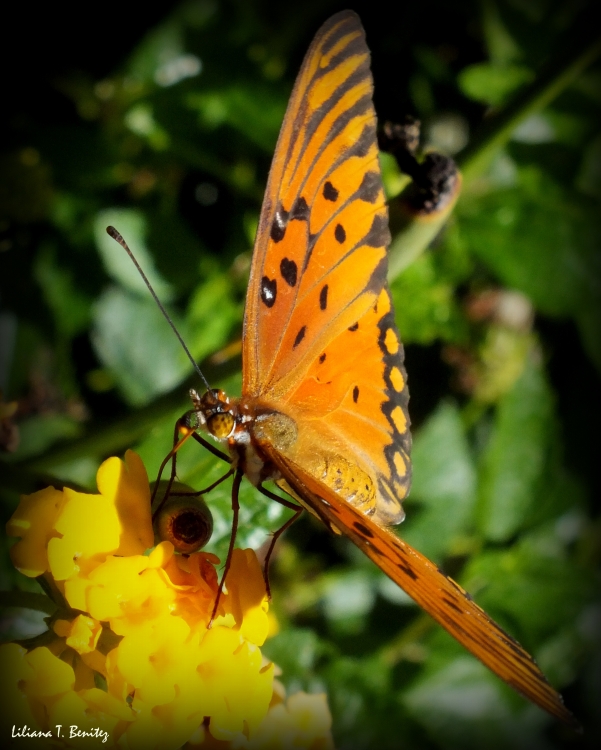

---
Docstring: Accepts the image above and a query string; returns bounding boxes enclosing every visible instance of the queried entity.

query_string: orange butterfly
[147,10,575,727]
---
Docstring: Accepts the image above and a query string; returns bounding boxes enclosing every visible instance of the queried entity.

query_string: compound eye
[207,412,235,439]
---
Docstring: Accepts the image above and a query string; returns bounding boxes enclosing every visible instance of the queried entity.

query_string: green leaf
[391,253,466,346]
[458,166,601,370]
[403,656,548,750]
[462,526,595,646]
[91,287,192,405]
[93,209,174,301]
[186,85,285,150]
[185,272,238,365]
[477,357,553,542]
[33,246,91,338]
[263,628,330,693]
[324,655,398,749]
[402,402,477,561]
[321,569,376,634]
[7,414,83,461]
[458,63,534,107]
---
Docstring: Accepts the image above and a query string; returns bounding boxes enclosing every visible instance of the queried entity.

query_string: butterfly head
[188,388,236,440]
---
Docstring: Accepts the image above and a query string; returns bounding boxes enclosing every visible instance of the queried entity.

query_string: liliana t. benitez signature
[11,724,109,743]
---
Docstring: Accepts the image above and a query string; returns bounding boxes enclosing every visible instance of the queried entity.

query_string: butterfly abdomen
[304,451,377,515]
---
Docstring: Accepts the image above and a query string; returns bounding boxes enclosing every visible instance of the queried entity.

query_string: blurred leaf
[458,165,601,370]
[324,655,398,749]
[6,414,82,461]
[0,150,53,223]
[93,209,174,301]
[322,569,376,634]
[577,131,601,198]
[458,63,534,107]
[391,253,467,346]
[125,1,214,85]
[33,246,91,338]
[463,526,596,646]
[263,628,330,694]
[403,656,548,750]
[481,0,522,66]
[403,402,477,561]
[510,113,555,144]
[186,86,285,150]
[91,287,191,405]
[477,356,553,541]
[124,103,171,150]
[185,271,239,365]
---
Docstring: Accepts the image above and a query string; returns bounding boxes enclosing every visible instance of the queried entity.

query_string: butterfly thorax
[188,388,295,486]
[188,388,378,516]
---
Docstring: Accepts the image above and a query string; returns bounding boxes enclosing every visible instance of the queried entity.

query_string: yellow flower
[6,485,66,577]
[3,451,334,749]
[0,643,39,737]
[237,691,334,750]
[53,614,102,654]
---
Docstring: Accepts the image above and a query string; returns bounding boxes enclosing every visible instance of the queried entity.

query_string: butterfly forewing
[243,11,389,400]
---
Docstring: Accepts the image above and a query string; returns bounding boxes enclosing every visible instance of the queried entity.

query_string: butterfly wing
[256,442,576,727]
[240,10,572,725]
[243,10,410,523]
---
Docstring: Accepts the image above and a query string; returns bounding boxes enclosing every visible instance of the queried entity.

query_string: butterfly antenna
[106,225,211,394]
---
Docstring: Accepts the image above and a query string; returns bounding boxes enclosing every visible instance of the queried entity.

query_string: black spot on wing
[353,521,374,538]
[291,196,309,221]
[323,181,339,201]
[353,386,359,403]
[261,277,277,308]
[335,224,346,243]
[397,561,418,580]
[280,258,298,287]
[319,353,326,363]
[348,322,359,331]
[442,596,464,615]
[293,326,307,349]
[271,209,288,243]
[319,284,328,311]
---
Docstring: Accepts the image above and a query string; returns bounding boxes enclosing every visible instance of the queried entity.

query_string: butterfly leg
[170,468,235,498]
[190,430,230,463]
[209,467,244,626]
[256,484,303,598]
[151,421,191,516]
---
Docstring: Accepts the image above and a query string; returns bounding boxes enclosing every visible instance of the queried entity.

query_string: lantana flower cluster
[1,451,333,749]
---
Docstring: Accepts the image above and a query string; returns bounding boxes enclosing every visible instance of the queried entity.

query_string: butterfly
[147,9,575,727]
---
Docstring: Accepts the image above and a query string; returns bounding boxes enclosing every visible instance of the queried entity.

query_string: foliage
[1,0,600,748]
